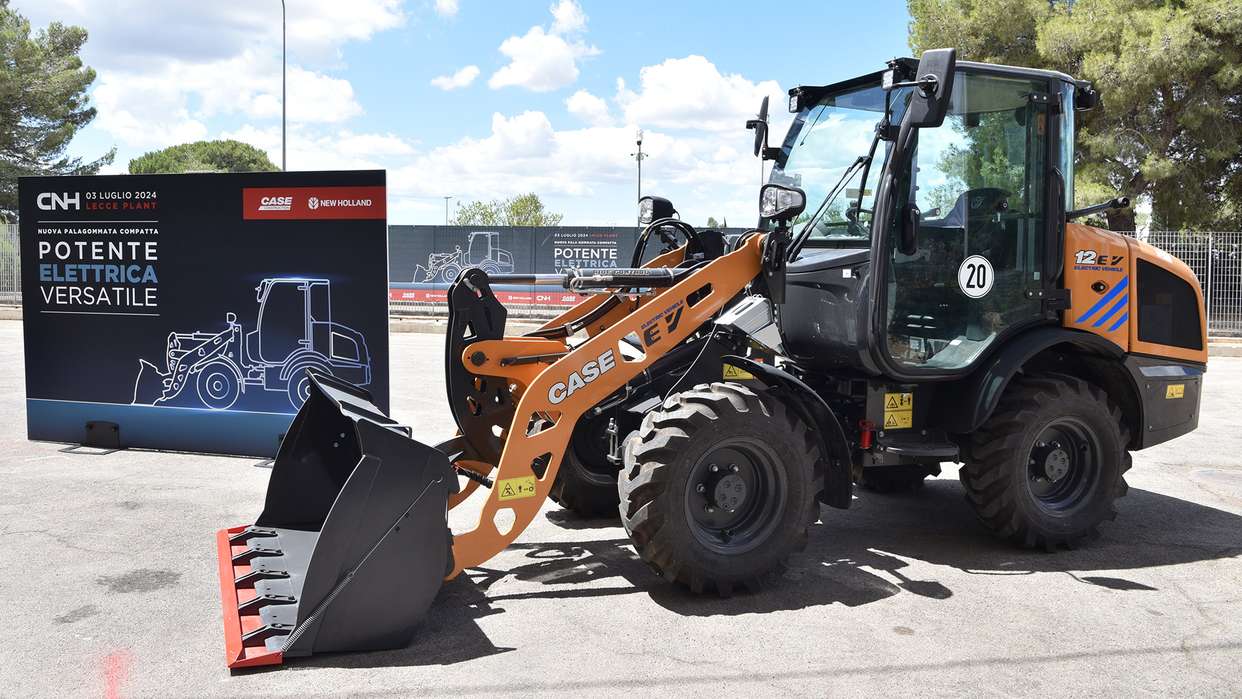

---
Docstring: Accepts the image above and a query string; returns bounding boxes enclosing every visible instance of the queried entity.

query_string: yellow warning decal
[883,392,913,430]
[723,363,754,380]
[496,475,538,502]
[1165,384,1185,399]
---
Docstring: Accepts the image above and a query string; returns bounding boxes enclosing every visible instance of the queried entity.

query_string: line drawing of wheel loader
[413,231,514,283]
[132,278,372,412]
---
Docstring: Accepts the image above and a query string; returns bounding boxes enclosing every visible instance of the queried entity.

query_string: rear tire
[960,373,1130,550]
[618,382,817,595]
[550,417,621,518]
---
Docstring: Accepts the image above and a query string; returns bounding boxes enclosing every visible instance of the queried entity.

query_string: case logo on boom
[548,348,617,404]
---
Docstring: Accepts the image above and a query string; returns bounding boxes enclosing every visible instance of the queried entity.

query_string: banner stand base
[59,421,123,455]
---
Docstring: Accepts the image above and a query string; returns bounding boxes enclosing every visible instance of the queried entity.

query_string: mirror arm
[1066,196,1131,221]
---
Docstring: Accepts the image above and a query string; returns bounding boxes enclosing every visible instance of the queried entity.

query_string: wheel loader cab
[778,59,1099,379]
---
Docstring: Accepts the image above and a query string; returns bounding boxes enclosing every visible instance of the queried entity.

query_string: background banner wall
[19,170,390,457]
[388,225,642,306]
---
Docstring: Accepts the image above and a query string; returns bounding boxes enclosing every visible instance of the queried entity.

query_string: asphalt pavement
[0,323,1239,697]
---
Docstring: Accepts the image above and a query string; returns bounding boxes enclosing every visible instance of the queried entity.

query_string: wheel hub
[712,472,747,512]
[1042,442,1071,482]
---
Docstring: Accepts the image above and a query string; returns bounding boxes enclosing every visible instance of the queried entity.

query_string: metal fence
[4,223,1241,336]
[0,224,17,306]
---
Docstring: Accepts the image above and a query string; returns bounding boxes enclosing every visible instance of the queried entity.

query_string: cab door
[881,71,1052,373]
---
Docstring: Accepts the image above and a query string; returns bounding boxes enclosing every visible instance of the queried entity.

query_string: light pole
[630,128,646,226]
[442,195,454,225]
[281,0,287,171]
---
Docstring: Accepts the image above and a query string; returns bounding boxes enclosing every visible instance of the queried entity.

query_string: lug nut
[705,505,715,513]
[696,484,706,494]
[730,464,739,472]
[710,464,719,473]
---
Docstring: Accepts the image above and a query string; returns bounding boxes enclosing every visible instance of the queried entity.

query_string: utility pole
[281,0,287,171]
[630,128,647,226]
[442,195,454,225]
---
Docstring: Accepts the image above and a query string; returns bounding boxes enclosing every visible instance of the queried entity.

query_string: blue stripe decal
[1093,294,1129,328]
[1075,276,1129,324]
[1107,312,1129,333]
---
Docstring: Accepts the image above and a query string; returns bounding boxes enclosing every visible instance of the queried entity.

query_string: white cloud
[13,1,395,152]
[223,124,416,172]
[565,90,612,126]
[434,0,460,18]
[488,1,598,92]
[616,55,784,133]
[431,65,480,90]
[549,0,587,34]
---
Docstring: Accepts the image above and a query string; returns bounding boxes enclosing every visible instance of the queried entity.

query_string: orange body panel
[1062,223,1207,364]
[445,234,765,578]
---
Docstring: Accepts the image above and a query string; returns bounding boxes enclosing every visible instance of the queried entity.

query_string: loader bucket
[216,372,457,669]
[132,359,169,405]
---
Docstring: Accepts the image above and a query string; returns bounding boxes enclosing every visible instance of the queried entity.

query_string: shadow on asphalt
[301,481,1242,669]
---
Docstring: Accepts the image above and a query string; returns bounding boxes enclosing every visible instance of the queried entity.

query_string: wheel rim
[295,377,312,405]
[684,437,787,554]
[200,367,236,407]
[1026,417,1101,512]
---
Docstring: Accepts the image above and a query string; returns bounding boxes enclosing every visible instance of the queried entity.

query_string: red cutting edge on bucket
[216,526,284,669]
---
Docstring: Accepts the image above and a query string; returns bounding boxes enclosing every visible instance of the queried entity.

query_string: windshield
[768,82,908,246]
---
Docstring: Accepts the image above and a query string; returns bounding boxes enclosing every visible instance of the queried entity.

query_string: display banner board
[389,225,643,306]
[19,170,390,457]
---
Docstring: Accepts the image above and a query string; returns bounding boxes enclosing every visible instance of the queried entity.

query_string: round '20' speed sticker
[957,255,994,298]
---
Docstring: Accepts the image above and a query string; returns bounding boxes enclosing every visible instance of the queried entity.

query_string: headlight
[638,196,676,226]
[760,184,806,222]
[638,197,654,225]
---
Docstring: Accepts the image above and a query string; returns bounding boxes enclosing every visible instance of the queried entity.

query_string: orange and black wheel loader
[215,49,1207,668]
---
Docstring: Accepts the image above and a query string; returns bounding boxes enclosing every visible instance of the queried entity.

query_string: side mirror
[226,312,238,325]
[887,48,956,128]
[746,96,781,161]
[899,203,921,255]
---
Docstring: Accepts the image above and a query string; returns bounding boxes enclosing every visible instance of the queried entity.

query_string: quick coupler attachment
[216,371,457,669]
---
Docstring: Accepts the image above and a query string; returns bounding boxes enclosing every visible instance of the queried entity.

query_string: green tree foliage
[0,0,113,221]
[909,0,1242,231]
[451,193,564,226]
[706,216,721,229]
[128,140,277,174]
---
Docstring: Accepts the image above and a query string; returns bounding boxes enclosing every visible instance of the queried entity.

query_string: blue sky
[18,0,911,225]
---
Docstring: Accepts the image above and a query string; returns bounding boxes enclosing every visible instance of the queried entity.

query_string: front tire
[961,373,1130,549]
[195,361,241,410]
[618,383,817,595]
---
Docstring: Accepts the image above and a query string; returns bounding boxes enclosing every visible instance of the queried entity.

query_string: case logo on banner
[244,186,386,220]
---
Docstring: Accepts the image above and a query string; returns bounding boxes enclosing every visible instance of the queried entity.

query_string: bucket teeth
[241,623,294,648]
[234,569,290,587]
[229,527,278,544]
[231,545,282,564]
[237,593,298,614]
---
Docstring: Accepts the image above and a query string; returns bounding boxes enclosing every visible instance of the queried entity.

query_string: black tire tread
[960,372,1130,550]
[618,382,816,595]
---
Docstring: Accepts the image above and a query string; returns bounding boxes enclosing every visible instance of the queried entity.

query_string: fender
[723,355,852,509]
[278,349,332,382]
[937,325,1133,434]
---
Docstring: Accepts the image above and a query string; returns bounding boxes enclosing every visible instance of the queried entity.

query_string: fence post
[1206,232,1214,338]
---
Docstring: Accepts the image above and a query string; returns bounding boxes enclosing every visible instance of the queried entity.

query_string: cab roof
[791,57,1090,104]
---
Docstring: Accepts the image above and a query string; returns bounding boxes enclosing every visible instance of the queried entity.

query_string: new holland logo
[308,196,320,210]
[258,195,293,212]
